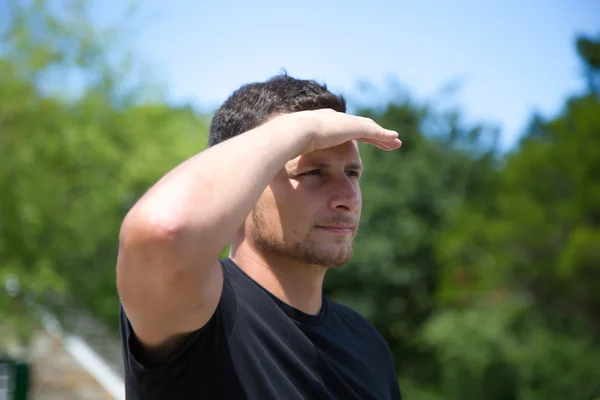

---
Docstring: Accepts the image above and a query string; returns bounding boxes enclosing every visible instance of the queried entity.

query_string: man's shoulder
[327,298,396,367]
[328,299,386,342]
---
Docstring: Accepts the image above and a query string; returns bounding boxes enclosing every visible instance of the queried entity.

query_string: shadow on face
[248,141,363,267]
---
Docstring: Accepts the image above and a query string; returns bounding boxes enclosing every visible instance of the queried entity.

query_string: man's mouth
[315,225,354,234]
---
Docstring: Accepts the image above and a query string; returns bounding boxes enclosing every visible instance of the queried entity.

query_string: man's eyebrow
[346,162,364,171]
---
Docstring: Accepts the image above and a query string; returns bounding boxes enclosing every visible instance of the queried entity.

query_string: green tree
[0,0,209,347]
[430,34,600,399]
[576,34,600,95]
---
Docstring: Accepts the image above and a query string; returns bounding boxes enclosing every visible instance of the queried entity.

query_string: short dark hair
[208,72,346,147]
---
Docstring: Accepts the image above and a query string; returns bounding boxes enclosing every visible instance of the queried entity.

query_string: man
[116,73,403,399]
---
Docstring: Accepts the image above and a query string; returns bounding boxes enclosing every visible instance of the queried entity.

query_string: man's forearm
[123,114,311,263]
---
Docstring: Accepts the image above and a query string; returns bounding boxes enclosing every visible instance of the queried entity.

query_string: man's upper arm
[116,223,224,361]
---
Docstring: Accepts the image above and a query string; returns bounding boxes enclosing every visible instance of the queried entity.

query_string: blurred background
[1,0,599,399]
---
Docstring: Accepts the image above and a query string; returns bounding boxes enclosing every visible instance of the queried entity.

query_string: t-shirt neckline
[223,258,328,326]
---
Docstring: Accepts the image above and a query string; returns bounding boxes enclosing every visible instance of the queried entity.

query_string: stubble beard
[250,207,355,268]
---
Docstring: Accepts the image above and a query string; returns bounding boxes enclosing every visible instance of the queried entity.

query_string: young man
[116,74,403,399]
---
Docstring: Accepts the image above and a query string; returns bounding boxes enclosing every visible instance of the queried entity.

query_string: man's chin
[313,246,354,267]
[252,235,354,267]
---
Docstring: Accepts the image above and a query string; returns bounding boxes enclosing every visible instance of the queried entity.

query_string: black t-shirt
[119,258,402,399]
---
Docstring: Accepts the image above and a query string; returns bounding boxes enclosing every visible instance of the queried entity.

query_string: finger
[376,139,402,151]
[370,127,399,141]
[361,136,401,146]
[357,137,402,150]
[386,138,402,149]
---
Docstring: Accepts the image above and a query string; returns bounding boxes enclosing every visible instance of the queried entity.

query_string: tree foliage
[0,0,209,344]
[418,33,600,400]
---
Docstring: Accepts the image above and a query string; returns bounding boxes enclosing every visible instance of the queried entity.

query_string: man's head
[210,73,362,268]
[208,73,346,147]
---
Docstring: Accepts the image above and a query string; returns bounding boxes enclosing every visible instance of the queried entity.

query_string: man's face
[246,140,363,267]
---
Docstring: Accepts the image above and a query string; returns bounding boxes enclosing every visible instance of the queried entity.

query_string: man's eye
[346,171,360,178]
[302,170,322,176]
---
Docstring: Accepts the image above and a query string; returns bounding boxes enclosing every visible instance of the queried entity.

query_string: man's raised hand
[277,109,402,155]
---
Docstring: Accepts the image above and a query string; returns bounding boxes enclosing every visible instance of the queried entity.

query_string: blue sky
[92,0,599,149]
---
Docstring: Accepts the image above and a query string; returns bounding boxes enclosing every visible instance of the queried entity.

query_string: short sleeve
[118,261,238,399]
[391,377,402,400]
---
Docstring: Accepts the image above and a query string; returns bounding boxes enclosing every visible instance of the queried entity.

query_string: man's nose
[328,177,360,213]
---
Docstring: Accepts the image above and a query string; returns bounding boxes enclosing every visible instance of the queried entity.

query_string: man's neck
[230,243,326,315]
